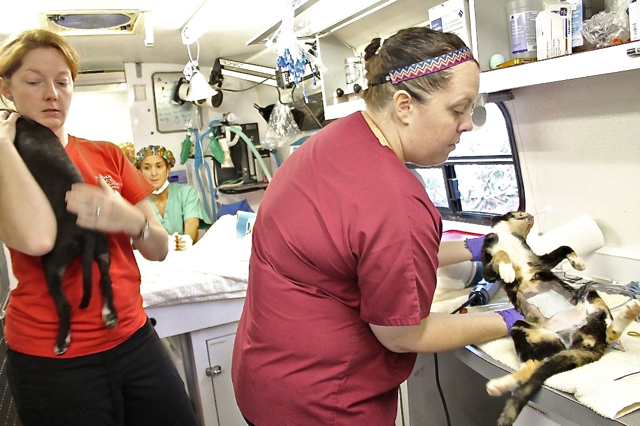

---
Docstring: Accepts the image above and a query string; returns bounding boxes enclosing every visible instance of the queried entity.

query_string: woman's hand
[168,233,193,251]
[66,175,168,261]
[65,175,140,234]
[0,110,18,147]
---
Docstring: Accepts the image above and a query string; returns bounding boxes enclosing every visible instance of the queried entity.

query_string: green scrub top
[151,182,211,235]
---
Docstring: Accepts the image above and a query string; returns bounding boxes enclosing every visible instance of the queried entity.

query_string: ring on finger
[95,205,101,219]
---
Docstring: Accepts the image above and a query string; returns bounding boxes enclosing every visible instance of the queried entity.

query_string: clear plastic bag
[263,103,300,150]
[582,0,631,48]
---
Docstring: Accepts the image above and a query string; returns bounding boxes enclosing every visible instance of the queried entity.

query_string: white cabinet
[188,321,245,426]
[146,299,246,426]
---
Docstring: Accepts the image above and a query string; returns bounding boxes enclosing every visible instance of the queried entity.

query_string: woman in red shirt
[0,29,197,426]
[232,27,519,425]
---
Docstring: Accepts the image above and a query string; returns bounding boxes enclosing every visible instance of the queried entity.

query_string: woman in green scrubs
[135,145,210,248]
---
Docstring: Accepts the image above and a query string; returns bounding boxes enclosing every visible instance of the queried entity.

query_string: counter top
[145,297,245,339]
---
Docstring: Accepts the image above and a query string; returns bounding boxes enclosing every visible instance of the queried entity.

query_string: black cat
[481,211,640,426]
[12,114,116,355]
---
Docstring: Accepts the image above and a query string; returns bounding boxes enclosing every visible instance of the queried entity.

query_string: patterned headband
[369,47,473,86]
[134,145,176,169]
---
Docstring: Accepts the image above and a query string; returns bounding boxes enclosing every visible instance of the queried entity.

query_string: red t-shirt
[232,113,442,425]
[5,136,153,358]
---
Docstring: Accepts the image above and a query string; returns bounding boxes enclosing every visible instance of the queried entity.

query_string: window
[412,102,525,225]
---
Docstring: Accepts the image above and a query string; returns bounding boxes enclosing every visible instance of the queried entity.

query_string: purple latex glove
[497,308,524,336]
[464,236,485,262]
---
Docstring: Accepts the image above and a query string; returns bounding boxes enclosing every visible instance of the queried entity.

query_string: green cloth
[151,183,211,235]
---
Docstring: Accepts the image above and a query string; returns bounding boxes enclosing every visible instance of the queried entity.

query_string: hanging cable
[433,302,477,426]
[434,353,452,426]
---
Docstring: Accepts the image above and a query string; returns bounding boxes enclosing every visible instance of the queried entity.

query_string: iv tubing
[227,126,273,182]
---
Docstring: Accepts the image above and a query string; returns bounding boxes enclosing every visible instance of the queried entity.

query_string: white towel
[477,295,640,420]
[138,215,251,307]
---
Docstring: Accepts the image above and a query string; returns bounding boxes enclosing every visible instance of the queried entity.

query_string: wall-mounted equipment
[215,58,320,90]
[216,58,279,87]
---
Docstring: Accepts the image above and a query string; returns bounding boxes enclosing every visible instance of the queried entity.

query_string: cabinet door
[206,332,245,426]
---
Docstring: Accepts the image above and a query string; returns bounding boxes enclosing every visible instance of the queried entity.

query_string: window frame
[411,102,526,226]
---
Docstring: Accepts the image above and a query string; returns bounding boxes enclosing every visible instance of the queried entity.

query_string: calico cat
[480,211,640,426]
[12,114,116,355]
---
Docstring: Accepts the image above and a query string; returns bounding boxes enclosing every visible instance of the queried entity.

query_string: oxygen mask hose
[227,126,273,182]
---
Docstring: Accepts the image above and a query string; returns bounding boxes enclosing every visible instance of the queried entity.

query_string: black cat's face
[491,211,534,237]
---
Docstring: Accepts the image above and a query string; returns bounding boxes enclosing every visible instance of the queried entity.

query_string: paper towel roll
[527,215,605,256]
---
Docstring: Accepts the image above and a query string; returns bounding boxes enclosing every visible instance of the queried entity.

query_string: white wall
[504,68,640,281]
[66,89,133,144]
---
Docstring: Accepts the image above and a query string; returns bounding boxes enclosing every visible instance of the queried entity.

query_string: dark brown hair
[362,27,476,112]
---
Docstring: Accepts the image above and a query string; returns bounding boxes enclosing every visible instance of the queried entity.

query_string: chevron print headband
[369,47,473,86]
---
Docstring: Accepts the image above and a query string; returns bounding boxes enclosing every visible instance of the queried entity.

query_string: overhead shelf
[258,0,640,119]
[479,41,640,93]
[247,0,429,49]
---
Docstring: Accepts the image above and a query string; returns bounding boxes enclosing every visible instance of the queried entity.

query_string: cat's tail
[492,349,602,426]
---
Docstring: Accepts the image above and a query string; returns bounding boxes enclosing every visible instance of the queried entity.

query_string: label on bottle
[510,11,539,56]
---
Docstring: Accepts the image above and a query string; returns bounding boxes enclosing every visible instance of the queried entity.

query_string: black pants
[7,320,198,426]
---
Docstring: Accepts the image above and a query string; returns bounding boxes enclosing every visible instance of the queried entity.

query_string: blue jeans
[7,320,198,426]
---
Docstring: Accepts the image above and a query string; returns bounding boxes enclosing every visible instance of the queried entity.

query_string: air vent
[40,11,143,36]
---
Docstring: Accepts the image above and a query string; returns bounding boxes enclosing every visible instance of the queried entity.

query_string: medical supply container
[429,0,473,49]
[507,0,542,59]
[629,0,639,41]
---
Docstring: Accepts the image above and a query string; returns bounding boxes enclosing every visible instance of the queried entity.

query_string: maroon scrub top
[232,112,442,425]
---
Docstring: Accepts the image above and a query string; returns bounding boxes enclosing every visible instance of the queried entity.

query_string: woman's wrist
[127,212,148,240]
[131,219,150,241]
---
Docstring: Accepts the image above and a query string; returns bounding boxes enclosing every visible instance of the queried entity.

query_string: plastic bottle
[507,0,542,59]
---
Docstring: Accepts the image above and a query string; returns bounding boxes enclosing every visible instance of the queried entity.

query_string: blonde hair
[362,27,477,113]
[0,29,80,95]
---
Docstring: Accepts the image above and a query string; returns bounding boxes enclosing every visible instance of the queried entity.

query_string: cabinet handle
[628,48,640,58]
[206,365,223,377]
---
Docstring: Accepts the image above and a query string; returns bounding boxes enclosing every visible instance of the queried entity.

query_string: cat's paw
[102,305,118,329]
[567,253,586,271]
[499,262,516,283]
[486,375,517,396]
[54,332,71,356]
